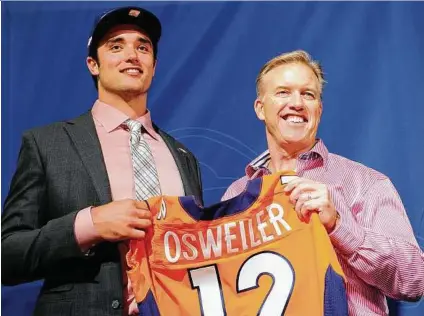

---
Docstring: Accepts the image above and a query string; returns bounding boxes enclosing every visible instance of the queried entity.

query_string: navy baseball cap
[87,6,162,58]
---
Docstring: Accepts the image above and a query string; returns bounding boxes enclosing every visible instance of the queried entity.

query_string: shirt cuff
[74,206,101,252]
[329,209,365,256]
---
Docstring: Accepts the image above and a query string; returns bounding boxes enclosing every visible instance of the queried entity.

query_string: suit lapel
[156,127,192,196]
[64,112,112,205]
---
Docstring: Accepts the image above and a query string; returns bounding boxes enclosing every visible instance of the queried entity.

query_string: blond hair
[256,50,325,97]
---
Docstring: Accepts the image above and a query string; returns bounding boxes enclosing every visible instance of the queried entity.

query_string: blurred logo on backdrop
[169,127,262,205]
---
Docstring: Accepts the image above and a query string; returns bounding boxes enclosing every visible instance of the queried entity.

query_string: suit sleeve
[1,131,87,286]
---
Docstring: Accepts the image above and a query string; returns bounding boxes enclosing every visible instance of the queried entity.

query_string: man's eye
[277,90,289,96]
[303,92,315,100]
[138,45,149,52]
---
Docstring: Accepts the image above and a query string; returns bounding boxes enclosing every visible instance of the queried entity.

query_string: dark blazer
[1,111,203,316]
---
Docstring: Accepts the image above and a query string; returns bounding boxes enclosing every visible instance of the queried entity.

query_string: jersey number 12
[189,251,295,315]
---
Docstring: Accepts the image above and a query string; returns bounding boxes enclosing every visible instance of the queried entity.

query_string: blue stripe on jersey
[324,265,349,316]
[138,290,160,316]
[179,177,263,220]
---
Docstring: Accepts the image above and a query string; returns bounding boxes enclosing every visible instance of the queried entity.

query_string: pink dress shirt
[222,140,424,315]
[74,100,184,315]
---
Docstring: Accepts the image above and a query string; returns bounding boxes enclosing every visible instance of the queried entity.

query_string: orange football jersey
[126,171,348,316]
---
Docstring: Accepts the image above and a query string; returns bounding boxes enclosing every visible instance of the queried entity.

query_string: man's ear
[86,56,99,76]
[254,98,265,121]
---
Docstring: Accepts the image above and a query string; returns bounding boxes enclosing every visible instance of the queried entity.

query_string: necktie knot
[125,119,142,133]
[125,119,143,144]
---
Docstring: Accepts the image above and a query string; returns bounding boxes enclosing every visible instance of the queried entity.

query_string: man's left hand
[283,177,339,233]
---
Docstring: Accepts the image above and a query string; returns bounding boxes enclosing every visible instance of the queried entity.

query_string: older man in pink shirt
[222,50,424,315]
[2,6,203,316]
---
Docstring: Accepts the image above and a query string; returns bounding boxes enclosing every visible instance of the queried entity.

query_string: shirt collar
[91,100,160,140]
[245,139,329,178]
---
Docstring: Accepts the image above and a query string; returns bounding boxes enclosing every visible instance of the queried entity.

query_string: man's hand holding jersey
[284,178,340,233]
[91,199,152,242]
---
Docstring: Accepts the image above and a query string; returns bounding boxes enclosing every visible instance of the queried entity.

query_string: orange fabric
[127,171,346,316]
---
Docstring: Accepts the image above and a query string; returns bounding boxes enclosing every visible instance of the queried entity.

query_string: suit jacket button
[111,300,120,309]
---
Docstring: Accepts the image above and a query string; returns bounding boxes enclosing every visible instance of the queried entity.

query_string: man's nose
[124,47,139,62]
[289,92,304,109]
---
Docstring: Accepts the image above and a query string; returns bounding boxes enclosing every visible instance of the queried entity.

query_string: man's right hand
[91,199,152,242]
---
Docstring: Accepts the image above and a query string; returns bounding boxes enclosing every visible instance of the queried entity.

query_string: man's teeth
[286,116,305,123]
[125,69,141,74]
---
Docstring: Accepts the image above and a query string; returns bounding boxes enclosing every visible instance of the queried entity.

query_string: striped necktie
[125,119,161,200]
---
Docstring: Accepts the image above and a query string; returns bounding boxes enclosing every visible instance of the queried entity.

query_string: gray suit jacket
[1,112,203,315]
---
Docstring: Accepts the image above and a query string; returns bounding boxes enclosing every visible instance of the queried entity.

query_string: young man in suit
[1,6,203,316]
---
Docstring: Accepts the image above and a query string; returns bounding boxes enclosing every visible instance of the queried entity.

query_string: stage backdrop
[2,1,423,315]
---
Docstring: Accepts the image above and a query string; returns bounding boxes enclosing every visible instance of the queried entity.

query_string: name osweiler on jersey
[162,201,292,264]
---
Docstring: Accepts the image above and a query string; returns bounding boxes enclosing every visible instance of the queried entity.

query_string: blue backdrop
[2,1,423,315]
